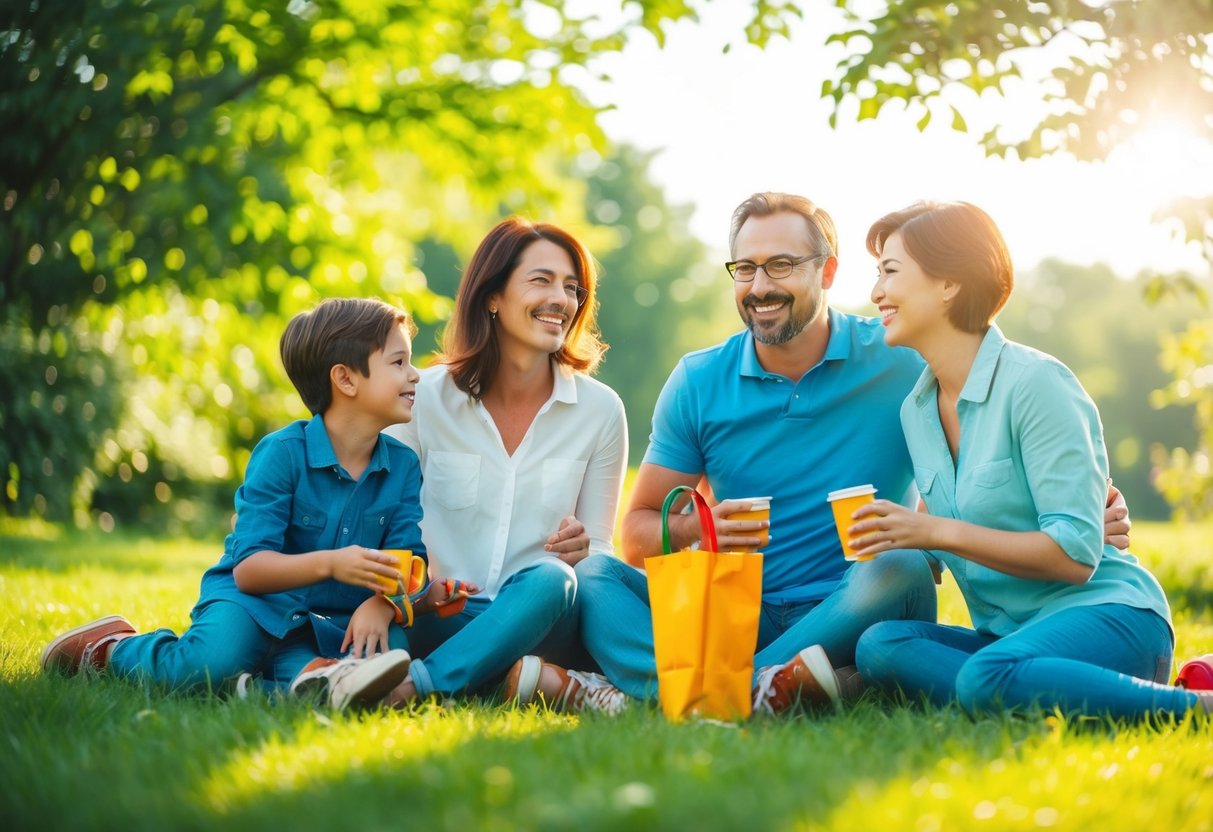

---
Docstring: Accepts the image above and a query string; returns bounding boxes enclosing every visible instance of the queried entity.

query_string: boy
[42,298,433,710]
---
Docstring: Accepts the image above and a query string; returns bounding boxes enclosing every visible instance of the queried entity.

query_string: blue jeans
[575,549,937,703]
[855,603,1195,718]
[107,600,372,693]
[406,558,579,697]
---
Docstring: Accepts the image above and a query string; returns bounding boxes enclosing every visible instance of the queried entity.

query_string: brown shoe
[41,615,136,675]
[504,655,628,715]
[752,644,842,715]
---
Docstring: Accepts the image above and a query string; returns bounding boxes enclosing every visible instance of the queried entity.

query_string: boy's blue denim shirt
[193,414,424,655]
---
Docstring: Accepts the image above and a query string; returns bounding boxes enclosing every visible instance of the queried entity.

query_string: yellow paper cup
[375,549,412,593]
[726,497,771,552]
[826,485,876,561]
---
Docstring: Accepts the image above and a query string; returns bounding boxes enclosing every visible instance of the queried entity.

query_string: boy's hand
[328,546,401,591]
[416,578,481,616]
[342,596,397,658]
[545,515,589,565]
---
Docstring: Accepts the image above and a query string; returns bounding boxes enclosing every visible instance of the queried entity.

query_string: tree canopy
[824,0,1213,519]
[0,0,800,528]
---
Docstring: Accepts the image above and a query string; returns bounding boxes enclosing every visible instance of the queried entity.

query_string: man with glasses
[503,192,1131,716]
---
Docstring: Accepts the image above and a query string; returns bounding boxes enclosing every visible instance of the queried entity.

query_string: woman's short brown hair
[866,201,1013,333]
[440,217,606,398]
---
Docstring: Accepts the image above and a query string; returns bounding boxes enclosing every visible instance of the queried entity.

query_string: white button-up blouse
[384,362,628,599]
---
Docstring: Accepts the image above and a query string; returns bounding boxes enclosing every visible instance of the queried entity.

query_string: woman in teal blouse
[850,200,1210,718]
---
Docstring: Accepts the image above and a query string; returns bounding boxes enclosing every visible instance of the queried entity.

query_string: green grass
[2,520,1212,831]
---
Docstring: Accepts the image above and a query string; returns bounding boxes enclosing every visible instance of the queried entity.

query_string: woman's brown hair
[440,217,606,398]
[866,201,1013,333]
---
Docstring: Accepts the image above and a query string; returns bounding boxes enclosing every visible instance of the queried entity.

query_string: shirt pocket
[971,458,1014,489]
[542,458,588,515]
[359,505,397,550]
[914,466,937,496]
[287,499,329,553]
[425,451,480,511]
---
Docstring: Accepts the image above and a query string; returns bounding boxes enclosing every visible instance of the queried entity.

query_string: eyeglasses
[525,274,590,307]
[724,253,827,282]
[566,282,590,307]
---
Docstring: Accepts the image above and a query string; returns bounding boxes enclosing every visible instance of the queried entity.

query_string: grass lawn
[2,518,1212,831]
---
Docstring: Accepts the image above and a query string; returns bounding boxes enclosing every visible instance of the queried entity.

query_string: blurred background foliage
[1,0,1210,534]
[0,0,799,535]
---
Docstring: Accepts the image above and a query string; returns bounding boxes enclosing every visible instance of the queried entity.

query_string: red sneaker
[41,615,136,675]
[1175,654,1213,690]
[752,644,842,715]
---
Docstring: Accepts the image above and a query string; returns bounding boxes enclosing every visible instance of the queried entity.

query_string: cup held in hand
[826,486,876,561]
[375,549,412,593]
[726,497,771,553]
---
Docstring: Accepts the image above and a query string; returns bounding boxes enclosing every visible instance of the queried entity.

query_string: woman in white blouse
[383,217,628,703]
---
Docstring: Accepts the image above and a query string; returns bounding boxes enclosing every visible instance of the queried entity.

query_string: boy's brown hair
[281,298,412,415]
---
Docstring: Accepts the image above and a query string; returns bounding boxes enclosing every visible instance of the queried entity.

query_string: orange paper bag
[645,485,763,720]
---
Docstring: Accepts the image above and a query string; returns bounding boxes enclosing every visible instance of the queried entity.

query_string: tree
[586,145,736,464]
[823,0,1213,519]
[0,0,800,528]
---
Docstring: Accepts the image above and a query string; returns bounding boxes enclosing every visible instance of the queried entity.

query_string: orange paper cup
[726,496,771,552]
[826,485,876,561]
[375,549,412,593]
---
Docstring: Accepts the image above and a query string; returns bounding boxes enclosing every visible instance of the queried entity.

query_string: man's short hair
[280,297,411,415]
[865,201,1013,333]
[729,192,839,260]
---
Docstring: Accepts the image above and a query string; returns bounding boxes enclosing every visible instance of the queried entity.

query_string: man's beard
[741,292,819,346]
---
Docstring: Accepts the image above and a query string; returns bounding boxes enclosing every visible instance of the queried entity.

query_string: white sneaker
[233,672,255,699]
[289,650,411,710]
[503,655,628,715]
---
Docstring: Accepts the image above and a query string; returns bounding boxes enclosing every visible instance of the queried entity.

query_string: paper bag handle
[660,485,718,554]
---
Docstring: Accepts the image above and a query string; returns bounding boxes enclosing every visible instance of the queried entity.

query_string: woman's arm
[848,500,1094,584]
[570,392,629,561]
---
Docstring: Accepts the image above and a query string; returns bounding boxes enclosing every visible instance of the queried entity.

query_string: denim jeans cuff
[409,659,435,697]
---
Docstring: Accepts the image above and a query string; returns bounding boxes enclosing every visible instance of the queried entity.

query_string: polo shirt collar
[303,413,391,474]
[909,324,1007,407]
[739,307,851,378]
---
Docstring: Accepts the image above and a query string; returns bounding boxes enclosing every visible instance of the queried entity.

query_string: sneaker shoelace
[565,670,628,715]
[322,655,369,685]
[79,633,127,671]
[751,664,782,715]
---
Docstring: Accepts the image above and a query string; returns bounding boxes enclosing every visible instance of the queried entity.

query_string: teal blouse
[902,326,1170,637]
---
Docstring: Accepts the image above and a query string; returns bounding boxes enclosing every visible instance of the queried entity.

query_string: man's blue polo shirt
[644,308,924,601]
[194,414,425,656]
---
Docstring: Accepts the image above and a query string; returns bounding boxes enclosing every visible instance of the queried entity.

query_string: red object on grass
[1174,654,1213,690]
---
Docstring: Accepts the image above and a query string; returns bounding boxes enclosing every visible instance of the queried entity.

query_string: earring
[490,307,497,319]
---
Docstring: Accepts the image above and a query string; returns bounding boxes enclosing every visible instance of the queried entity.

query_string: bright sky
[579,1,1213,309]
